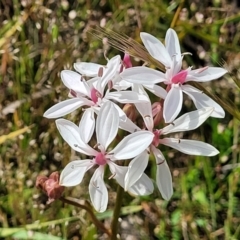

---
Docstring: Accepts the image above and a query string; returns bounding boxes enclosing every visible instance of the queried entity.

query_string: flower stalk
[110,184,124,240]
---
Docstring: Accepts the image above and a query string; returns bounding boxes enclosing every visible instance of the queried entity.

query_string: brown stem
[59,196,111,237]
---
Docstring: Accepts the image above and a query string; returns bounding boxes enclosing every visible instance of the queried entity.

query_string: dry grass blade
[89,27,165,71]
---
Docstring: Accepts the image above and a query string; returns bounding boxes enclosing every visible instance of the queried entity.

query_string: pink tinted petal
[79,108,95,143]
[123,53,132,68]
[89,166,108,212]
[120,67,166,85]
[74,62,103,77]
[56,119,98,156]
[109,131,154,160]
[43,98,88,118]
[171,70,188,84]
[163,84,183,123]
[160,138,219,156]
[60,160,93,186]
[140,32,172,67]
[183,89,225,118]
[96,101,119,150]
[125,151,149,190]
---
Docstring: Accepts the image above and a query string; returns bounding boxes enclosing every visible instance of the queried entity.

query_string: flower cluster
[43,28,226,212]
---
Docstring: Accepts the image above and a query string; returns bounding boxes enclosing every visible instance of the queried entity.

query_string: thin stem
[110,184,124,240]
[59,196,111,237]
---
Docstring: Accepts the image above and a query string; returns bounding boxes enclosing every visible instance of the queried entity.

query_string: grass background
[0,0,240,239]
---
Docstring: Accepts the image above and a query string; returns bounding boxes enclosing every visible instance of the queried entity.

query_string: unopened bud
[123,103,137,122]
[152,102,163,127]
[35,171,64,202]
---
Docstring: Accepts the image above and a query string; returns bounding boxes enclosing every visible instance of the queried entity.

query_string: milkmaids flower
[125,105,219,200]
[56,101,154,212]
[121,28,227,123]
[44,55,149,126]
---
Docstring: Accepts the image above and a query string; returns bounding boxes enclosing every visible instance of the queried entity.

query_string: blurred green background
[0,0,240,239]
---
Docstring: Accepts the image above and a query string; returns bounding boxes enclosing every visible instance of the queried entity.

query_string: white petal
[128,173,154,196]
[108,161,127,188]
[183,89,225,118]
[160,138,219,156]
[181,84,202,93]
[120,66,166,85]
[163,84,183,123]
[106,91,149,103]
[74,62,103,77]
[43,98,88,118]
[109,131,154,160]
[56,119,98,156]
[96,101,119,150]
[140,32,172,67]
[79,108,95,143]
[98,55,121,93]
[144,84,167,99]
[60,160,93,186]
[119,117,140,133]
[161,107,214,134]
[186,67,227,82]
[134,101,153,131]
[165,29,181,62]
[125,151,149,190]
[156,161,173,200]
[89,166,108,212]
[61,70,89,96]
[151,145,173,200]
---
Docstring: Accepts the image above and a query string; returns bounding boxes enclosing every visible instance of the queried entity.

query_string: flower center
[90,87,101,104]
[94,152,107,166]
[152,130,161,147]
[171,69,188,84]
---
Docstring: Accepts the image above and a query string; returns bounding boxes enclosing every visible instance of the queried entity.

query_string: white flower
[44,55,149,119]
[57,101,154,212]
[125,106,219,200]
[121,29,227,123]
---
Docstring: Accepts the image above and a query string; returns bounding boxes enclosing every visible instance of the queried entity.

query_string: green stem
[59,197,111,237]
[110,184,124,240]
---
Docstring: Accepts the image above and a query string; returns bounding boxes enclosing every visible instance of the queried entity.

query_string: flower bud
[122,103,137,122]
[35,171,64,202]
[152,102,163,127]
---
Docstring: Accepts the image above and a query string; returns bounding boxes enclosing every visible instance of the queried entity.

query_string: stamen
[93,143,100,149]
[181,52,192,56]
[177,139,181,143]
[98,67,104,77]
[108,80,113,90]
[196,66,208,74]
[104,50,109,61]
[108,172,116,179]
[157,160,165,165]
